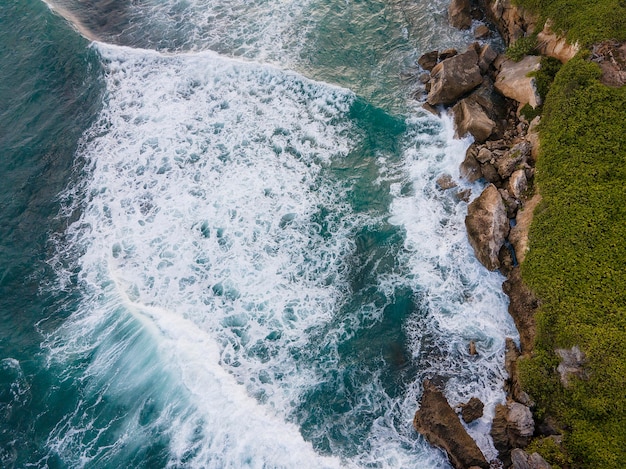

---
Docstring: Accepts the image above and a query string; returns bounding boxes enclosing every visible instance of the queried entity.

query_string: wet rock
[428,49,483,106]
[556,346,588,387]
[414,380,489,469]
[495,56,542,108]
[418,50,439,71]
[509,193,541,264]
[460,144,483,183]
[511,448,552,469]
[455,188,472,202]
[422,102,440,116]
[502,267,538,353]
[436,174,458,190]
[418,72,431,84]
[507,169,528,199]
[474,24,490,39]
[449,0,472,30]
[469,340,478,355]
[439,48,458,61]
[460,397,484,423]
[465,184,510,271]
[452,98,496,143]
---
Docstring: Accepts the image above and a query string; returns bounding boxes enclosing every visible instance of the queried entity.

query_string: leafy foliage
[520,55,626,469]
[505,34,538,61]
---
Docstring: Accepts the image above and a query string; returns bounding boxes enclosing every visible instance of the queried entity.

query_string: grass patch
[513,0,626,45]
[506,34,538,61]
[519,55,626,469]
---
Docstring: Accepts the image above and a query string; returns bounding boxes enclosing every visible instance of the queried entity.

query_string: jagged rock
[449,0,472,30]
[460,397,484,423]
[509,193,541,264]
[418,50,439,71]
[456,188,472,202]
[422,102,440,116]
[474,24,490,39]
[495,56,542,108]
[502,267,538,353]
[479,43,498,73]
[437,174,458,190]
[465,184,510,270]
[452,98,496,143]
[499,245,514,277]
[439,48,458,61]
[504,338,533,406]
[480,161,502,184]
[507,169,528,199]
[494,141,531,179]
[460,144,483,183]
[414,381,489,469]
[491,402,535,467]
[428,49,483,105]
[556,346,587,387]
[469,340,477,355]
[499,188,520,218]
[476,147,492,164]
[537,20,579,63]
[478,0,538,44]
[511,448,552,469]
[468,77,509,122]
[419,72,431,84]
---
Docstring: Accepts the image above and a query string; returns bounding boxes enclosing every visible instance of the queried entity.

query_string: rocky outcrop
[448,0,472,30]
[502,267,538,353]
[509,193,541,264]
[556,346,587,387]
[453,97,496,143]
[459,397,484,424]
[495,56,542,108]
[427,49,483,105]
[511,449,552,469]
[504,338,533,406]
[477,0,538,44]
[465,184,510,271]
[413,380,489,469]
[491,401,535,466]
[537,20,579,63]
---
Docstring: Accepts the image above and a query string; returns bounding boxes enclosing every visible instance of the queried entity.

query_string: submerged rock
[465,184,510,271]
[413,380,489,469]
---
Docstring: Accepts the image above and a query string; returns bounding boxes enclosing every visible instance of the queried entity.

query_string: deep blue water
[0,1,515,467]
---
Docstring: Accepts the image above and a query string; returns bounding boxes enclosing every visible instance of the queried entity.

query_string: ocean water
[0,0,515,468]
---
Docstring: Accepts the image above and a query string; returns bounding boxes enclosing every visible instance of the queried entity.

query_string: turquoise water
[0,0,515,467]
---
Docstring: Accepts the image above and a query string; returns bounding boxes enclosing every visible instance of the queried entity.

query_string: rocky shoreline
[410,1,571,468]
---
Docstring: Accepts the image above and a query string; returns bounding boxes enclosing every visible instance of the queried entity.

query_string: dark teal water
[0,1,514,467]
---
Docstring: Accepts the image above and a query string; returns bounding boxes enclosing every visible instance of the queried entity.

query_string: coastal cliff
[412,1,626,467]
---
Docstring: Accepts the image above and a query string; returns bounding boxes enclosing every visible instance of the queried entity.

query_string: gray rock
[449,0,472,30]
[495,141,531,179]
[436,174,458,190]
[509,193,541,265]
[556,346,587,387]
[474,24,490,39]
[427,50,483,105]
[511,448,552,469]
[480,162,502,184]
[508,169,528,199]
[465,184,510,270]
[491,401,535,466]
[452,98,496,143]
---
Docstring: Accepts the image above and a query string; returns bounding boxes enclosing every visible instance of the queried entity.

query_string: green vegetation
[520,56,562,121]
[514,0,626,45]
[519,54,626,468]
[506,33,538,61]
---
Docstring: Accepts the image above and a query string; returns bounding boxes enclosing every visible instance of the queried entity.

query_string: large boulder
[465,184,510,271]
[537,20,579,63]
[448,0,472,30]
[494,140,532,179]
[427,49,483,106]
[460,144,483,183]
[556,346,587,387]
[418,50,439,71]
[477,0,538,44]
[414,381,489,469]
[495,56,542,108]
[491,401,535,466]
[453,98,496,143]
[459,397,485,424]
